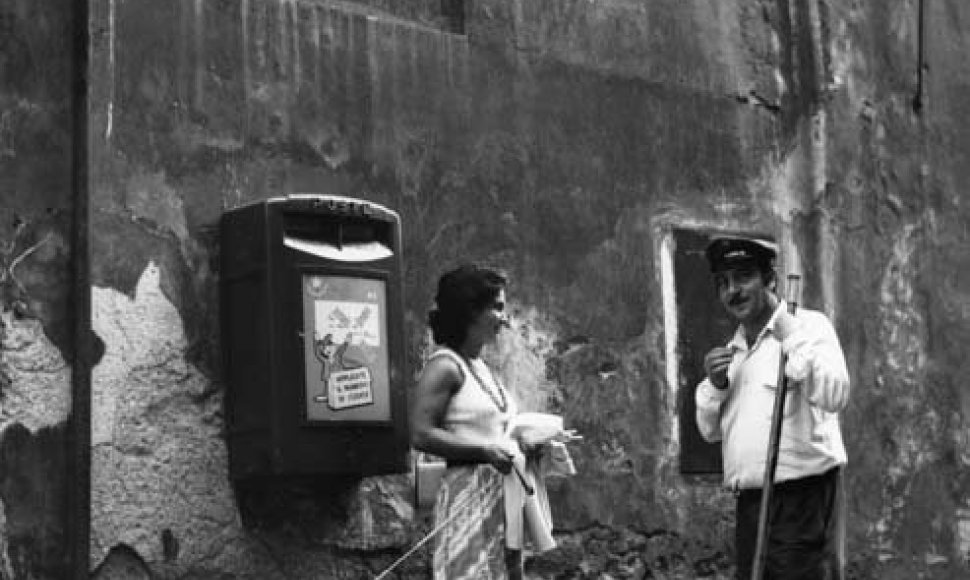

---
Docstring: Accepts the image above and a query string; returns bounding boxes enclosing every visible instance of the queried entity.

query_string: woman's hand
[518,440,545,461]
[483,442,514,474]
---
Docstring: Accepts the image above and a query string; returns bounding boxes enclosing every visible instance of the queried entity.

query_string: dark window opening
[441,0,465,34]
[672,228,774,477]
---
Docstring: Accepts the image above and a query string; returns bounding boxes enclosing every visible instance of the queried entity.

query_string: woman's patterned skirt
[433,464,508,579]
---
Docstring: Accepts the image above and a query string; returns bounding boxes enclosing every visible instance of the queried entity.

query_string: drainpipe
[70,0,91,575]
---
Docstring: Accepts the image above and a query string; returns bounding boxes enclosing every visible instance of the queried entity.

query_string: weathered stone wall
[10,0,954,578]
[87,0,473,576]
[0,0,76,577]
[824,1,970,577]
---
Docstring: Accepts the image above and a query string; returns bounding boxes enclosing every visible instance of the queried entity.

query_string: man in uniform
[695,236,850,579]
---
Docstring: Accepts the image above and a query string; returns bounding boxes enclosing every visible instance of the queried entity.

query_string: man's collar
[729,300,787,350]
[765,300,786,333]
[727,327,747,351]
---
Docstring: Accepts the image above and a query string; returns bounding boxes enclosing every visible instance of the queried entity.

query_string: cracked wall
[91,262,239,567]
[78,0,970,578]
[0,0,76,576]
[823,1,970,576]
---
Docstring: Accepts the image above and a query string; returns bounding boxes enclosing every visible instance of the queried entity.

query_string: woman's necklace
[462,356,508,413]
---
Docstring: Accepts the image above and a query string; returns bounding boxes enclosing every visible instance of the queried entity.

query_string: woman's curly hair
[428,264,507,350]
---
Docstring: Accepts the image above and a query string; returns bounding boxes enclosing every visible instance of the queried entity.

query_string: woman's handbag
[414,451,446,511]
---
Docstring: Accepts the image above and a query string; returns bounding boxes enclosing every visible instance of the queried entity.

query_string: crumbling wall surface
[86,0,448,577]
[83,0,762,576]
[0,0,75,577]
[84,0,969,579]
[822,1,970,577]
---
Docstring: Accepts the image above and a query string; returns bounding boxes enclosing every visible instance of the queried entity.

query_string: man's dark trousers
[735,467,842,580]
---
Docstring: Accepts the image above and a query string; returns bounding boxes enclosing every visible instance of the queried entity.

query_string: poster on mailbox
[302,274,390,422]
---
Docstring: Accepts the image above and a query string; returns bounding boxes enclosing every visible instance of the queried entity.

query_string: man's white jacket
[695,302,850,490]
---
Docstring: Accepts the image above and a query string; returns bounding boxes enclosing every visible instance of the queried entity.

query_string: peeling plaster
[872,223,933,560]
[0,298,71,576]
[90,261,413,574]
[0,309,71,433]
[878,225,926,389]
[91,261,242,568]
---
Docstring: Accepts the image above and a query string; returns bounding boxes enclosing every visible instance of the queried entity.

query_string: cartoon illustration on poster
[312,300,379,409]
[303,275,389,420]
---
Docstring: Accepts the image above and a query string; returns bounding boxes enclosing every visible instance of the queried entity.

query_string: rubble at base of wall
[530,526,732,580]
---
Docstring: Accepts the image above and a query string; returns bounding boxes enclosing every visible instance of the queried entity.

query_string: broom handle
[751,274,801,580]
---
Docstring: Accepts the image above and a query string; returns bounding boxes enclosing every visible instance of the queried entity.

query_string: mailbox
[220,194,409,480]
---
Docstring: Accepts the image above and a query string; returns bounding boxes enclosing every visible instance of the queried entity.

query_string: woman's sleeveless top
[433,348,516,443]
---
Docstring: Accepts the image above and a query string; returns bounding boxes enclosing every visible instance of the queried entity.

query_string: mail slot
[220,194,408,480]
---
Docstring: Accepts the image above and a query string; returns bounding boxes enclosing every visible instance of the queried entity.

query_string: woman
[410,264,523,579]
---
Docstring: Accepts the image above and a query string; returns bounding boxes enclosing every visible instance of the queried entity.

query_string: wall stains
[825,0,970,575]
[73,0,970,578]
[0,1,76,575]
[0,423,71,579]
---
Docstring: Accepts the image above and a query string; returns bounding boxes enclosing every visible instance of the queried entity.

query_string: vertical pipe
[70,0,91,574]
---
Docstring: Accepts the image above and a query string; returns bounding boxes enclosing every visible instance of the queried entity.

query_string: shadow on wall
[230,475,361,531]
